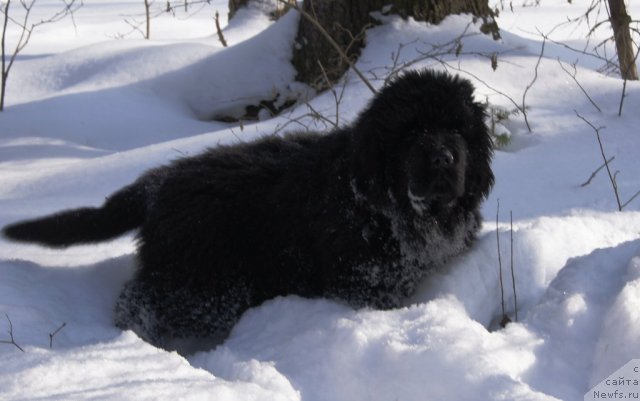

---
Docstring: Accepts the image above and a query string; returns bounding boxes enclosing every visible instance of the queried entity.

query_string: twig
[1,0,81,110]
[575,111,622,211]
[618,77,627,117]
[580,156,615,187]
[540,33,616,73]
[496,200,509,327]
[381,41,412,86]
[317,59,345,127]
[621,190,640,209]
[214,11,227,47]
[49,322,67,349]
[123,17,147,38]
[273,95,341,135]
[379,23,522,85]
[357,23,530,130]
[510,211,517,322]
[1,313,24,352]
[541,0,639,114]
[519,31,547,133]
[617,39,640,116]
[1,1,9,111]
[273,66,350,135]
[164,0,213,14]
[143,0,151,39]
[556,58,602,113]
[116,0,213,39]
[377,23,522,121]
[437,60,527,130]
[302,100,339,129]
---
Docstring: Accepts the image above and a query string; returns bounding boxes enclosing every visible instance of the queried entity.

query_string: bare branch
[575,111,622,211]
[164,0,214,14]
[496,199,508,327]
[510,210,518,323]
[518,31,547,132]
[116,0,215,40]
[215,10,227,47]
[49,322,67,349]
[621,189,640,209]
[317,59,344,128]
[273,83,344,135]
[375,23,530,132]
[1,0,81,110]
[617,44,639,116]
[1,313,25,352]
[123,17,147,38]
[1,1,9,111]
[437,60,527,127]
[580,156,615,187]
[556,58,602,113]
[144,0,151,39]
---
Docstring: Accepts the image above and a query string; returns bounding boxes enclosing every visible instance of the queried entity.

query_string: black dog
[3,70,494,350]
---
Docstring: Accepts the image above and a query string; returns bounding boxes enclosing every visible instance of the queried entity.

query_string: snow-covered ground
[1,1,639,400]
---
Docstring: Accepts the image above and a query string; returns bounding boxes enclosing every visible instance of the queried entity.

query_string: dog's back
[2,131,346,253]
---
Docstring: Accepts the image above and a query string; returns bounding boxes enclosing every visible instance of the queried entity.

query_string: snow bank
[0,331,301,401]
[1,1,640,400]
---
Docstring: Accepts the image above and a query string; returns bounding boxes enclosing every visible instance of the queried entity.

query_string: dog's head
[351,69,494,214]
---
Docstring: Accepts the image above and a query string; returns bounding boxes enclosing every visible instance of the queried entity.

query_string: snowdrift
[1,1,639,400]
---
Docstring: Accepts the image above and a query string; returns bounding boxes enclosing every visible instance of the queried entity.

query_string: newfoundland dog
[3,69,494,350]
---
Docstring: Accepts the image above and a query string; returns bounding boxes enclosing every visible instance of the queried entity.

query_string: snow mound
[1,1,640,400]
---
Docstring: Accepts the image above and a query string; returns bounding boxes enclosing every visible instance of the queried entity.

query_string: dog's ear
[465,151,494,201]
[348,75,405,206]
[350,118,391,206]
[461,109,495,208]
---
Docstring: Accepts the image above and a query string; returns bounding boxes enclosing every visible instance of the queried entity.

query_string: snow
[1,1,640,400]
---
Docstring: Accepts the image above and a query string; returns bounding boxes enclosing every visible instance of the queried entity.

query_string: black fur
[3,70,494,349]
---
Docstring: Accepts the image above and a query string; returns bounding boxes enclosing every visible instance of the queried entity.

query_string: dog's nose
[431,147,454,168]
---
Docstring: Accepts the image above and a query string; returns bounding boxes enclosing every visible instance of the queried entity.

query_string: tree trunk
[144,0,151,39]
[228,0,249,20]
[607,0,638,80]
[292,0,500,89]
[229,0,295,21]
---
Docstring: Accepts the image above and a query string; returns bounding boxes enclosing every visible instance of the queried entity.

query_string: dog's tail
[2,181,147,248]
